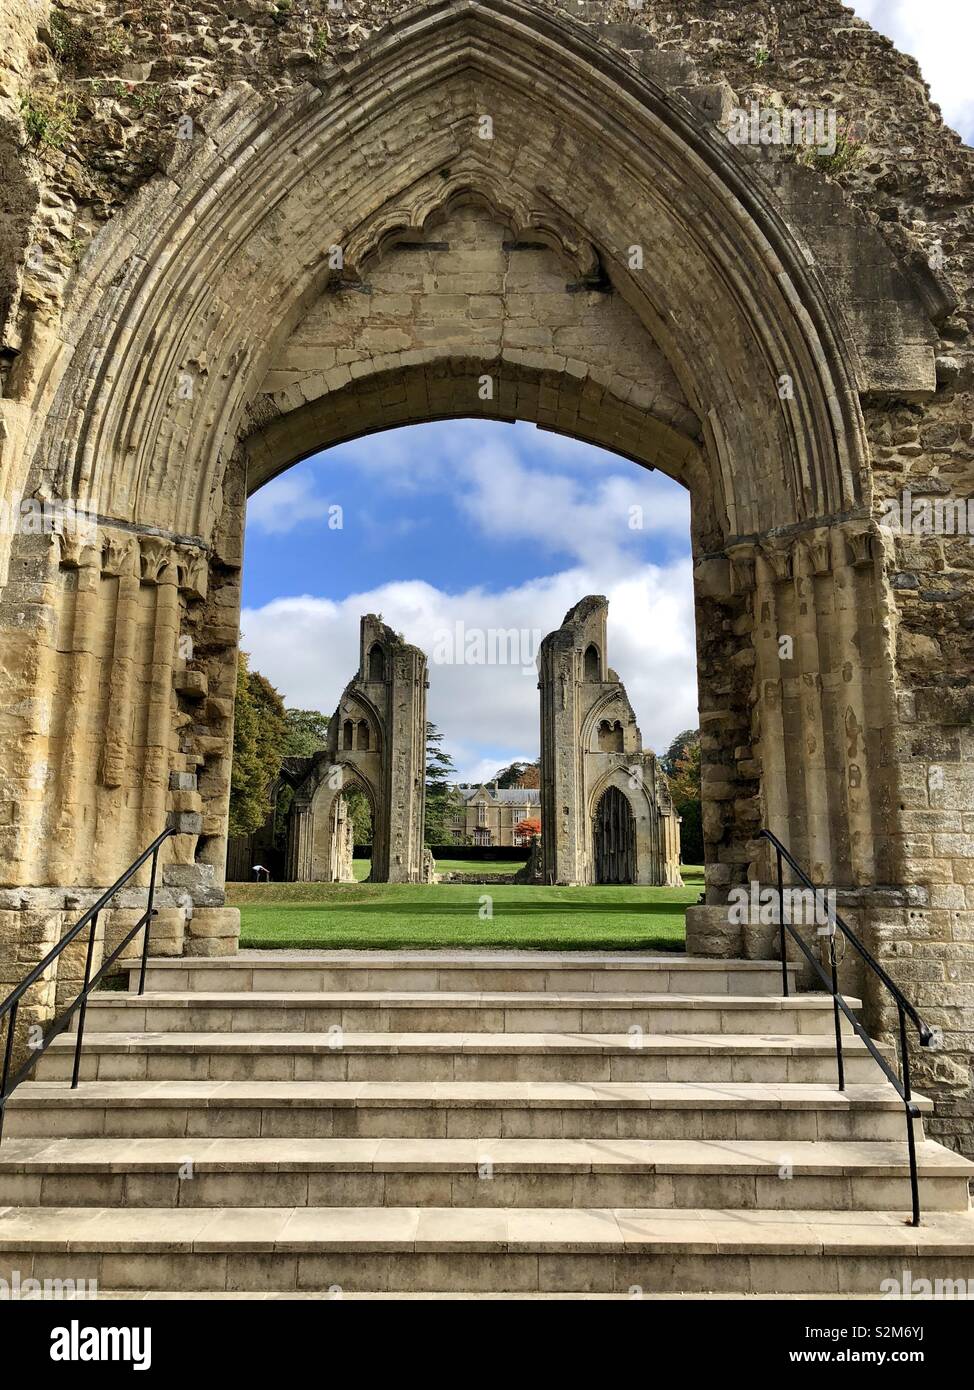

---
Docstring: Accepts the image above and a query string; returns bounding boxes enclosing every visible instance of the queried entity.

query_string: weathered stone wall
[0,0,970,1150]
[538,595,683,886]
[288,614,428,883]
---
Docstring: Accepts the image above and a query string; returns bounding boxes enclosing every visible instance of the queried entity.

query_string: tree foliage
[282,707,330,757]
[229,652,286,837]
[660,728,703,863]
[493,759,540,788]
[425,721,461,844]
[343,785,373,846]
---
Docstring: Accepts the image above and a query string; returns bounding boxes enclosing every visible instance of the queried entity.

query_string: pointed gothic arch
[0,0,961,1125]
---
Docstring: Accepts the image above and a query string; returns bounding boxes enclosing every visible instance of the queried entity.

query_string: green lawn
[433,858,528,876]
[349,858,527,878]
[229,867,704,952]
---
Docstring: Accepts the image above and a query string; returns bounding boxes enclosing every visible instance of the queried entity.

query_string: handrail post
[138,848,160,997]
[898,1003,921,1227]
[71,911,99,1090]
[0,1000,18,1147]
[827,920,845,1092]
[776,846,789,997]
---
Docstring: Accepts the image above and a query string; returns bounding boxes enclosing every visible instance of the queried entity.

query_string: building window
[598,719,624,753]
[474,830,491,846]
[367,644,385,682]
[452,809,462,824]
[477,802,487,826]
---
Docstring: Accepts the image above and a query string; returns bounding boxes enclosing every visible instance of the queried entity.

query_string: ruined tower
[288,615,428,883]
[538,596,682,887]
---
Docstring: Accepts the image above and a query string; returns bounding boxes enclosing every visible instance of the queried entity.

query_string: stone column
[831,525,878,886]
[98,532,141,792]
[753,545,792,868]
[791,536,833,884]
[138,538,180,864]
[49,531,101,886]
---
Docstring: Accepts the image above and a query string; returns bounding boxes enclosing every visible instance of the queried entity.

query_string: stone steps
[35,1029,890,1085]
[4,1078,929,1142]
[85,991,857,1036]
[91,1291,896,1300]
[2,1205,972,1295]
[0,1137,968,1212]
[1,952,970,1298]
[134,953,797,996]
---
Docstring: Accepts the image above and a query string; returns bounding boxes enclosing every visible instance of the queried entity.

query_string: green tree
[425,721,461,844]
[492,759,540,788]
[343,785,373,846]
[282,707,330,756]
[660,728,703,863]
[228,653,286,837]
[272,707,330,845]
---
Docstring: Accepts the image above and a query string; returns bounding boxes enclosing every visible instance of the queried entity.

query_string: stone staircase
[1,951,972,1298]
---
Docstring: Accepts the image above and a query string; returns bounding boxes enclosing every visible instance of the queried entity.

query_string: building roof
[460,785,541,804]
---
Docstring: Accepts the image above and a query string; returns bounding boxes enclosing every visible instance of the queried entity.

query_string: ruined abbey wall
[0,0,971,1150]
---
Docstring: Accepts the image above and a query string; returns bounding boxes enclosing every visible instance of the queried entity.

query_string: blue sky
[241,423,696,783]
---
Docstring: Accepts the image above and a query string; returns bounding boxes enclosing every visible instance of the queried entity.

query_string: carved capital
[139,535,175,584]
[846,528,875,569]
[726,542,756,596]
[56,528,98,570]
[100,531,139,578]
[176,545,208,600]
[759,539,793,583]
[803,529,832,577]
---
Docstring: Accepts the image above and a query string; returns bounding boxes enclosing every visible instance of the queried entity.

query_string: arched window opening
[342,719,354,750]
[357,719,371,751]
[368,644,386,683]
[583,644,600,681]
[597,718,624,753]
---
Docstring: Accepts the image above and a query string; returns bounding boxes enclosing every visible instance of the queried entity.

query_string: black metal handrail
[759,828,937,1226]
[0,827,175,1145]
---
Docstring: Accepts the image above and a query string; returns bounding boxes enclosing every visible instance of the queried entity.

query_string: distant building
[453,783,542,847]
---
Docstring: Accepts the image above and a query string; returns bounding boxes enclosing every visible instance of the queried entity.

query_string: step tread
[7,1079,927,1109]
[1,1204,972,1253]
[92,1291,867,1300]
[90,990,857,1009]
[44,1030,887,1056]
[145,952,793,969]
[0,1135,967,1176]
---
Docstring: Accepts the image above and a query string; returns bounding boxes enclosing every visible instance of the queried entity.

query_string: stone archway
[288,758,378,886]
[0,0,970,1149]
[593,787,636,886]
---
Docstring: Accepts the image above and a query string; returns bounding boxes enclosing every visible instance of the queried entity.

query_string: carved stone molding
[56,528,98,570]
[804,530,832,577]
[175,546,208,601]
[760,540,793,583]
[139,536,175,584]
[100,531,139,578]
[726,542,756,596]
[846,529,875,569]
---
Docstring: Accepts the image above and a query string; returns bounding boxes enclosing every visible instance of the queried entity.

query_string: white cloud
[240,562,697,781]
[246,472,336,534]
[459,437,689,574]
[282,420,690,569]
[851,1,974,142]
